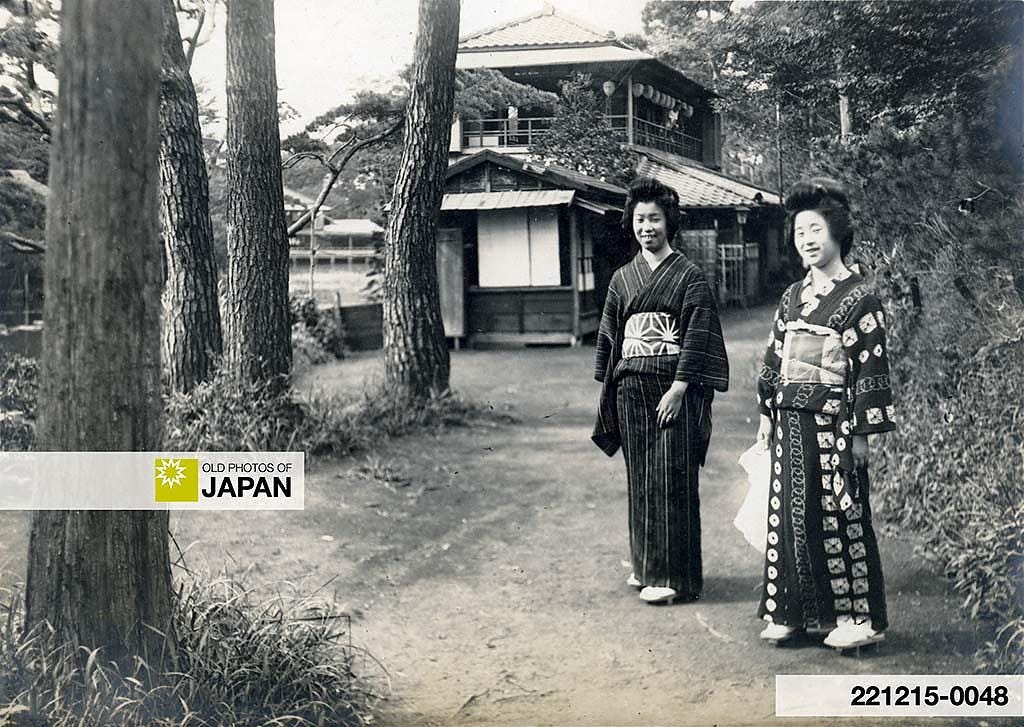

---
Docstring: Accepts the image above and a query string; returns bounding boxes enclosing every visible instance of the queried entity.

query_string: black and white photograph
[0,0,1022,725]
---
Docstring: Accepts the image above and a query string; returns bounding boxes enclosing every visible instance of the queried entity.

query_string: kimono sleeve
[594,277,621,382]
[674,273,729,391]
[757,289,788,415]
[842,295,897,435]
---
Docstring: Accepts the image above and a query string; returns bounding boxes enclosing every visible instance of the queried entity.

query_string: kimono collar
[637,249,679,276]
[799,267,854,313]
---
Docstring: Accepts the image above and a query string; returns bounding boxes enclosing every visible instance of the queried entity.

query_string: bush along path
[162,306,983,726]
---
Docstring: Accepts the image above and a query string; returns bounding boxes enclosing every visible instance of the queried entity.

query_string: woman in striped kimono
[593,177,730,605]
[755,177,897,651]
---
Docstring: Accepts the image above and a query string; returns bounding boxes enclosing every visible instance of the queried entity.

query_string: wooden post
[569,207,581,346]
[308,207,316,298]
[23,269,30,324]
[626,74,634,146]
[775,100,783,198]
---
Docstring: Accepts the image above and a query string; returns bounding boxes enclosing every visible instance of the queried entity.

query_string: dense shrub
[0,575,387,726]
[163,368,483,458]
[289,295,348,363]
[804,118,1024,672]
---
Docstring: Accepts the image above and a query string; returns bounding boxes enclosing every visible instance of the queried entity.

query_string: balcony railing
[461,117,555,149]
[461,115,704,162]
[606,115,704,161]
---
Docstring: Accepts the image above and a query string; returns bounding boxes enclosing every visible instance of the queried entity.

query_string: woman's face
[793,209,841,270]
[633,201,670,254]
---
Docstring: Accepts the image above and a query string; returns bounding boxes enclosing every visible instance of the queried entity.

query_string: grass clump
[0,575,387,726]
[0,354,37,451]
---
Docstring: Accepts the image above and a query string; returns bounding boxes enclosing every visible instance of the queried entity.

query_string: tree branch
[281,151,328,169]
[183,2,207,70]
[0,96,50,135]
[285,118,403,237]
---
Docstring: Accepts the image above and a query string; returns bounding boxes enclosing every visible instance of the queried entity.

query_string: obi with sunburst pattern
[621,312,681,359]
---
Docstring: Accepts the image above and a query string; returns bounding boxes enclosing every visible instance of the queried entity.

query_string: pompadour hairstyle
[784,176,855,259]
[622,176,684,244]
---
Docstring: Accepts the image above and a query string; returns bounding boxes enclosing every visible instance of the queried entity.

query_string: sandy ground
[0,305,993,726]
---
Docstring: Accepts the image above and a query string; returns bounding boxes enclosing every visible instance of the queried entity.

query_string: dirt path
[0,306,985,726]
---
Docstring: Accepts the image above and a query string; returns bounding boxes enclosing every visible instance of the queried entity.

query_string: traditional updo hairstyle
[622,176,684,245]
[784,176,854,259]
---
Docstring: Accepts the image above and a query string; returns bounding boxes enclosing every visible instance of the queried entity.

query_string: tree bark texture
[159,0,222,392]
[383,0,459,398]
[224,0,291,382]
[26,0,173,666]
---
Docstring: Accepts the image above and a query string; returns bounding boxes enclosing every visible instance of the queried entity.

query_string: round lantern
[632,83,644,97]
[602,80,616,97]
[643,85,654,99]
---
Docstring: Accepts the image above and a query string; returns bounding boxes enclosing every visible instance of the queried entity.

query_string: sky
[188,0,646,135]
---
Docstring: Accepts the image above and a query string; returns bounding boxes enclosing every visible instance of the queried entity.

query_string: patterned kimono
[756,272,896,631]
[593,251,729,598]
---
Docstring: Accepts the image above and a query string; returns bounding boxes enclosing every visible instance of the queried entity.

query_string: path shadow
[699,575,762,604]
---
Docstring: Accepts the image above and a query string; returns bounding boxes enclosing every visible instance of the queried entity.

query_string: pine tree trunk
[383,0,459,399]
[25,0,172,666]
[224,0,291,383]
[159,0,222,392]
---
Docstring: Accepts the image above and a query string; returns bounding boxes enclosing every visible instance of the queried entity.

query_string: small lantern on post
[736,206,750,244]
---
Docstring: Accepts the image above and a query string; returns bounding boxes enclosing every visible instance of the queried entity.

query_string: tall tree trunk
[159,0,222,392]
[838,87,851,141]
[224,0,291,383]
[382,0,459,399]
[25,0,172,667]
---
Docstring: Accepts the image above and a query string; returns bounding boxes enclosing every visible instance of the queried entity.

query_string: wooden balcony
[459,115,703,163]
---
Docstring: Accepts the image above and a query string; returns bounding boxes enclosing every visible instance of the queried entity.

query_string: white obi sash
[780,320,846,386]
[622,312,681,358]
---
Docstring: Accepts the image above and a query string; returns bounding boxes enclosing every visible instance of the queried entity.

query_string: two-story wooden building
[437,6,787,346]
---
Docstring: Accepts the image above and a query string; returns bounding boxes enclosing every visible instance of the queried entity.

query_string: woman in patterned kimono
[755,177,896,650]
[593,177,730,605]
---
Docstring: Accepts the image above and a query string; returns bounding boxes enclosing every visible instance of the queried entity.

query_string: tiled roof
[637,153,781,209]
[447,149,627,198]
[460,6,617,50]
[457,45,650,70]
[319,218,384,237]
[442,190,576,211]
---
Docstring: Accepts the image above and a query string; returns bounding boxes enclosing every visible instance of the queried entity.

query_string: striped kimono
[593,251,729,598]
[756,273,896,631]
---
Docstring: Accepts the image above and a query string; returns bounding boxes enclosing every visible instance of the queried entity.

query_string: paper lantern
[643,85,654,99]
[632,83,644,97]
[602,80,616,97]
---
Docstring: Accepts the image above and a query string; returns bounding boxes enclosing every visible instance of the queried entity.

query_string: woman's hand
[852,434,869,469]
[756,414,773,451]
[656,381,688,429]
